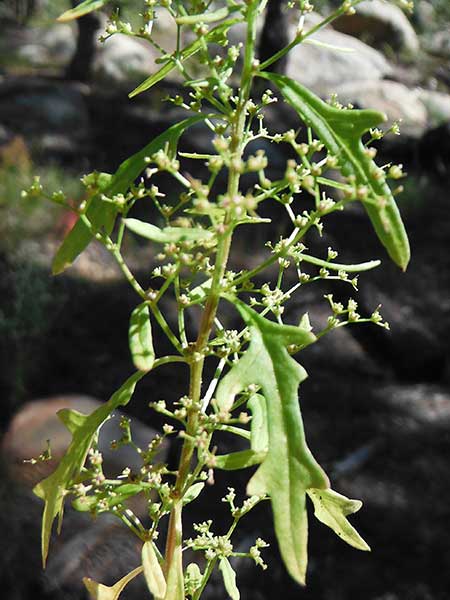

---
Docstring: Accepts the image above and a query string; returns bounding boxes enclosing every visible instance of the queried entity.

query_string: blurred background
[0,1,449,598]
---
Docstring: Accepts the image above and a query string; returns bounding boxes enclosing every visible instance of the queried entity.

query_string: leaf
[83,566,143,600]
[248,393,268,453]
[33,371,145,566]
[52,116,205,274]
[72,483,145,512]
[214,449,266,470]
[182,482,205,505]
[176,5,240,24]
[219,558,240,600]
[215,302,329,585]
[306,488,370,551]
[142,541,167,600]
[214,393,268,470]
[129,303,155,372]
[123,219,213,244]
[129,18,241,98]
[298,253,381,273]
[262,72,410,270]
[57,0,109,21]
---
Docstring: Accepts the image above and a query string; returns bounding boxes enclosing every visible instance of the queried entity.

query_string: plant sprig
[27,1,411,598]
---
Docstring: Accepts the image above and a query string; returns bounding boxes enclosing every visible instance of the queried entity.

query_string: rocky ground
[0,2,449,599]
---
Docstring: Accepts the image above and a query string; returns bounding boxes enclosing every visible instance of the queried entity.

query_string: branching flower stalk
[25,0,412,598]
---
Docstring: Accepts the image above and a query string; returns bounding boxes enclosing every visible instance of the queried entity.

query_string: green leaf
[248,393,268,453]
[214,393,268,470]
[175,5,240,24]
[83,566,143,600]
[298,253,381,273]
[142,541,167,600]
[129,18,241,98]
[72,483,145,512]
[57,0,109,21]
[306,488,370,551]
[52,116,205,274]
[33,371,145,566]
[219,558,240,600]
[123,219,213,244]
[214,449,266,470]
[262,72,410,270]
[182,482,205,505]
[129,303,155,372]
[216,302,329,585]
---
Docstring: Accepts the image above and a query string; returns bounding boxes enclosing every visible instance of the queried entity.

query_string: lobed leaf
[142,541,167,600]
[307,488,370,551]
[219,558,240,600]
[83,566,143,600]
[52,117,205,274]
[216,301,329,585]
[261,72,410,270]
[33,371,145,566]
[123,219,213,244]
[129,303,155,372]
[57,0,109,21]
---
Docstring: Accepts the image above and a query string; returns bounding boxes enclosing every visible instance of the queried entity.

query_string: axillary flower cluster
[25,1,412,599]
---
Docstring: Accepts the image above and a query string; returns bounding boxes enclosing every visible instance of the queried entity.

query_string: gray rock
[333,79,428,138]
[93,34,159,86]
[418,89,450,128]
[0,78,90,158]
[423,27,450,59]
[333,0,420,56]
[287,26,392,96]
[17,24,76,67]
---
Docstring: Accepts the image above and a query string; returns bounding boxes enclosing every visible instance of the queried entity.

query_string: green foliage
[26,1,411,598]
[262,72,410,270]
[216,302,329,584]
[33,371,145,566]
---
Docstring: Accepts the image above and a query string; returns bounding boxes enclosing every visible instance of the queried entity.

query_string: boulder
[17,23,76,68]
[0,77,90,159]
[418,89,450,128]
[333,79,428,138]
[93,34,159,87]
[2,394,167,490]
[287,26,392,96]
[333,0,420,56]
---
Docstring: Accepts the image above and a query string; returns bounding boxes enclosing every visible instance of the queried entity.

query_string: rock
[333,79,428,138]
[423,27,450,59]
[2,394,167,491]
[0,77,90,158]
[17,24,77,68]
[286,26,392,96]
[93,34,159,86]
[348,286,446,382]
[333,0,420,56]
[418,89,450,128]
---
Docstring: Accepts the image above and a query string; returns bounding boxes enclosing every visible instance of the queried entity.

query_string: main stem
[163,2,260,594]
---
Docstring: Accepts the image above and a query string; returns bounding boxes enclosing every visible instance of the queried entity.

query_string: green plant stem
[163,3,260,593]
[258,1,364,72]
